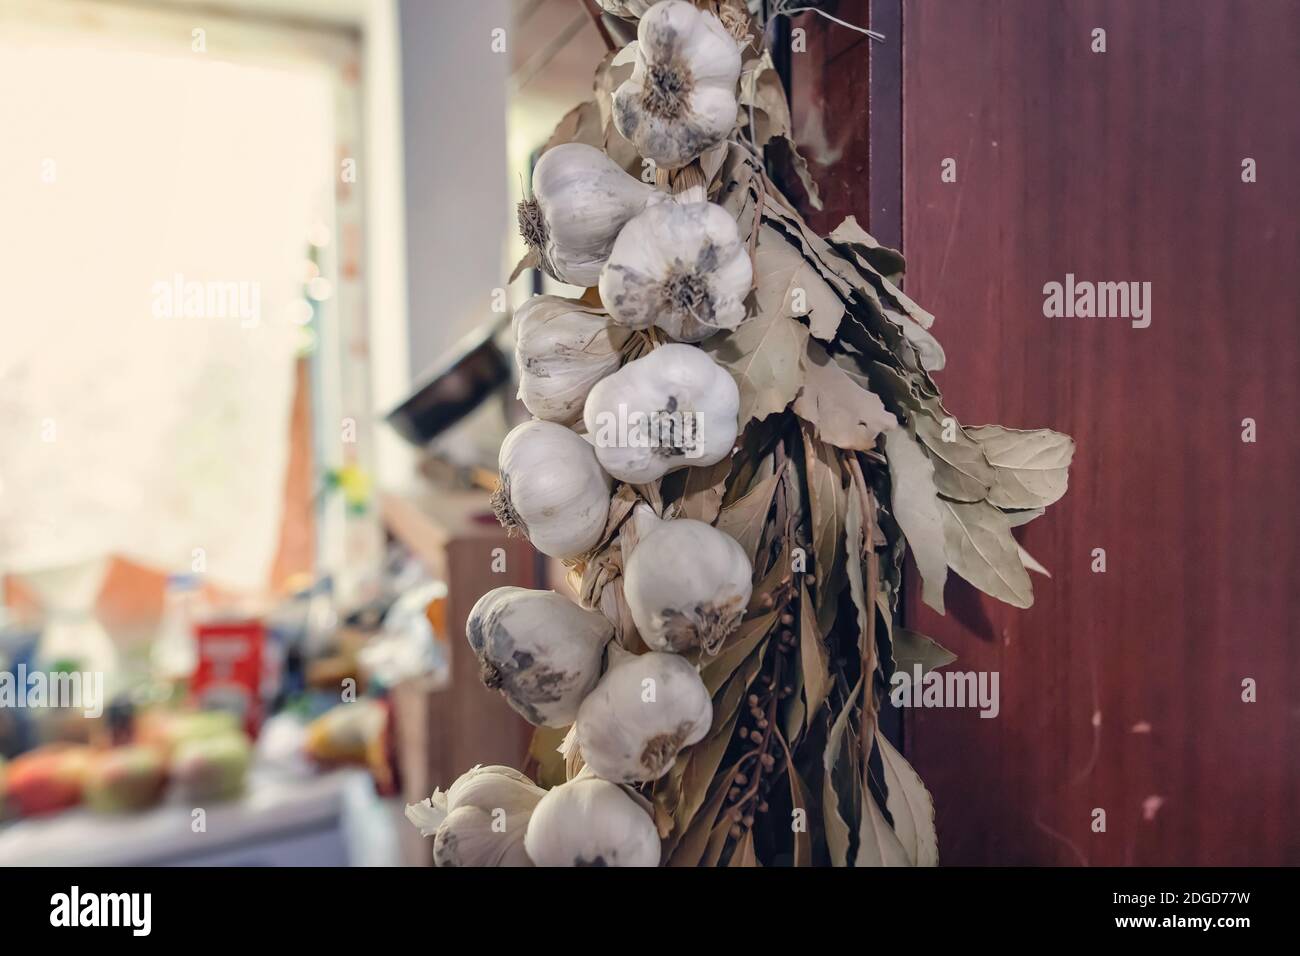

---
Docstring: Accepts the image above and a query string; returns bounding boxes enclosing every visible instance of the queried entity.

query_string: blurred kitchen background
[0,0,615,866]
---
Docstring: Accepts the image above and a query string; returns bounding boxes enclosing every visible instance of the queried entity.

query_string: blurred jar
[150,573,201,686]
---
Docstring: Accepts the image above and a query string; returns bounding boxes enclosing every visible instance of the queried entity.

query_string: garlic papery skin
[405,764,545,867]
[624,515,752,654]
[466,586,613,727]
[599,200,752,342]
[596,0,655,17]
[524,776,661,867]
[613,1,742,170]
[574,650,712,783]
[433,806,534,867]
[492,419,612,559]
[582,343,739,484]
[514,296,631,424]
[518,142,665,287]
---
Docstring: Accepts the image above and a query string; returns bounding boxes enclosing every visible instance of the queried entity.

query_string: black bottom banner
[0,866,1288,942]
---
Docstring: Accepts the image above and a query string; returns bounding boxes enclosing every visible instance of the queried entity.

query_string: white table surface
[0,766,384,866]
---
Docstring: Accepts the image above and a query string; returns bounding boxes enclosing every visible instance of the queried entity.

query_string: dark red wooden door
[792,0,1299,865]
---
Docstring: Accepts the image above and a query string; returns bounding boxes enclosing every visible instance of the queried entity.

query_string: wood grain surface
[791,0,1300,864]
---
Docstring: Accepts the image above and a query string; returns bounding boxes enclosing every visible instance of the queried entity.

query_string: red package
[191,619,265,736]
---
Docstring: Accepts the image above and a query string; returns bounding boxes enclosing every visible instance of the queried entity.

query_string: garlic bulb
[575,650,712,783]
[518,142,665,287]
[492,419,611,559]
[613,1,742,170]
[582,342,739,484]
[514,296,630,424]
[524,776,661,867]
[466,586,613,727]
[624,513,752,654]
[405,764,545,867]
[599,200,752,342]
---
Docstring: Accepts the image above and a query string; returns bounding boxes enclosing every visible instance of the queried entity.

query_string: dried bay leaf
[673,698,743,841]
[844,476,874,671]
[541,99,603,154]
[670,454,732,524]
[702,228,818,429]
[770,134,824,210]
[854,766,912,867]
[783,661,806,744]
[799,580,832,726]
[716,144,760,240]
[746,531,792,615]
[761,197,857,300]
[821,682,859,867]
[802,429,847,634]
[786,755,814,866]
[785,259,844,340]
[914,410,995,502]
[670,644,763,842]
[669,757,743,866]
[966,424,1075,509]
[893,628,957,675]
[874,731,939,866]
[716,470,781,567]
[728,830,759,867]
[939,499,1034,608]
[885,306,946,372]
[827,215,906,282]
[794,340,898,451]
[1018,543,1051,577]
[737,50,790,148]
[824,217,935,331]
[1005,506,1045,528]
[883,428,949,614]
[700,818,734,867]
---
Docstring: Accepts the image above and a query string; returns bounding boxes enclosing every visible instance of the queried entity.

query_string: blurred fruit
[84,746,166,813]
[136,709,240,759]
[171,733,251,803]
[5,744,91,817]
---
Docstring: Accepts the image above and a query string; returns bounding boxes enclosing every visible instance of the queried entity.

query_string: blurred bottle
[151,573,201,686]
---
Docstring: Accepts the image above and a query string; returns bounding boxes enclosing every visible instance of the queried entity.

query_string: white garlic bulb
[514,296,631,424]
[405,764,545,867]
[524,776,661,867]
[624,513,752,654]
[582,342,739,484]
[466,586,613,727]
[599,200,752,342]
[518,142,666,287]
[613,1,742,170]
[492,419,611,559]
[575,650,713,782]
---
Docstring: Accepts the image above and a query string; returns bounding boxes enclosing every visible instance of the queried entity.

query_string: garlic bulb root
[623,515,753,655]
[518,142,665,286]
[599,199,752,342]
[574,650,712,783]
[613,1,742,170]
[493,419,612,559]
[659,599,745,655]
[583,342,739,485]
